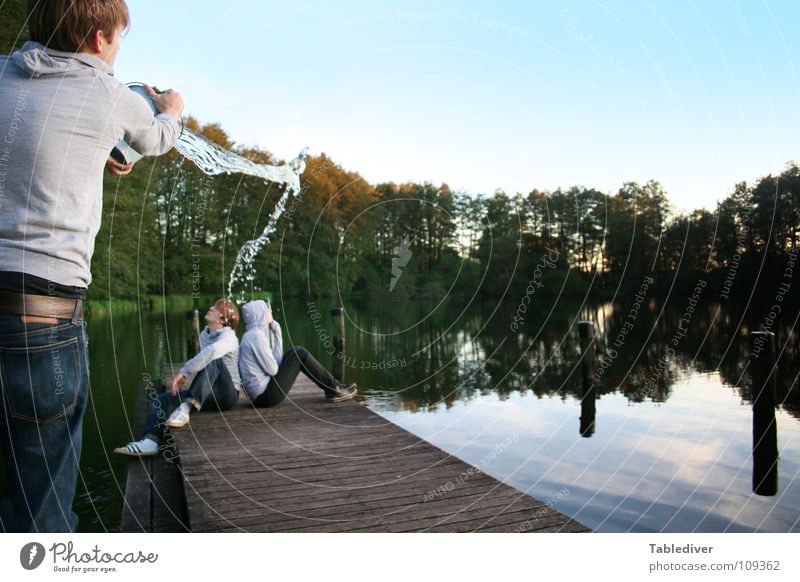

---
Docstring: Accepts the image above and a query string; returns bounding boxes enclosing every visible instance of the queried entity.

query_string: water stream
[174,130,307,299]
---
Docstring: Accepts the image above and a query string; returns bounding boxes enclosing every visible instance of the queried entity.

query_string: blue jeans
[142,358,237,443]
[0,314,89,533]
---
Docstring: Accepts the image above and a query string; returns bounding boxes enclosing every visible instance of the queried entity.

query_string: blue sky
[116,0,799,211]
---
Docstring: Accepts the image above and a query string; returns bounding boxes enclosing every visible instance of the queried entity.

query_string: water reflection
[311,292,800,531]
[751,331,779,496]
[71,293,800,532]
[578,321,597,438]
[325,295,800,422]
[579,381,597,438]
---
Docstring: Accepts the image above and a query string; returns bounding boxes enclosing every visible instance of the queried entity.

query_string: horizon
[115,0,799,213]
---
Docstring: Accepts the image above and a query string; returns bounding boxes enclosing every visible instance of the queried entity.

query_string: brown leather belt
[0,291,83,321]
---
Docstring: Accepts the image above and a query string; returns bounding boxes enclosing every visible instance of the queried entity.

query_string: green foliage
[90,116,799,304]
[0,0,27,55]
[3,1,793,304]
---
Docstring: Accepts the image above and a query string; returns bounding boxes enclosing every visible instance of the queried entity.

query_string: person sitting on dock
[239,300,357,406]
[114,299,242,456]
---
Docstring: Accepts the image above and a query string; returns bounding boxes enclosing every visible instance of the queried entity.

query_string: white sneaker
[113,438,159,457]
[166,403,192,428]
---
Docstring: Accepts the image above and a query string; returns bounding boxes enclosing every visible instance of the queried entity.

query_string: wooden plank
[196,484,531,533]
[187,473,515,531]
[120,377,189,532]
[120,380,155,532]
[150,454,189,532]
[119,458,152,532]
[172,372,590,533]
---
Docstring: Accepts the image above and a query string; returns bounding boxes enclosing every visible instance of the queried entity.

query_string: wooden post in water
[750,330,778,496]
[578,321,597,438]
[332,307,346,382]
[187,308,201,357]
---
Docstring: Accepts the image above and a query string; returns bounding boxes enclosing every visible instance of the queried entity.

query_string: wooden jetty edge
[122,365,590,533]
[120,374,189,532]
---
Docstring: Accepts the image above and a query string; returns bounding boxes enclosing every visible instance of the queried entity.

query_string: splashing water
[174,130,307,300]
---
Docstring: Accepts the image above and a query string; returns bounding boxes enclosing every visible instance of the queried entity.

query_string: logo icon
[390,236,413,292]
[20,542,46,570]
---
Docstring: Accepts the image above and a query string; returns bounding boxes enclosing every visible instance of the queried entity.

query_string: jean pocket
[0,337,81,424]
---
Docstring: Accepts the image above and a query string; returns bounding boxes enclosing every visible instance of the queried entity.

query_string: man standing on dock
[0,0,184,532]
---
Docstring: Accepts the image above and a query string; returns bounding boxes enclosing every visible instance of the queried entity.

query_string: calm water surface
[76,295,800,532]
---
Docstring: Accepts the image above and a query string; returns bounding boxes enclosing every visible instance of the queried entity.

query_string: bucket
[110,82,182,165]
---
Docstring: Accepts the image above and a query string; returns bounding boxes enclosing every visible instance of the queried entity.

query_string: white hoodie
[179,325,242,392]
[239,300,284,399]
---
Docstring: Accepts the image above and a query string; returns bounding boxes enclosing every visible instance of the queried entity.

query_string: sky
[115,0,800,212]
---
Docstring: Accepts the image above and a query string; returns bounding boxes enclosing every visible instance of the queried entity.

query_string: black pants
[253,346,338,407]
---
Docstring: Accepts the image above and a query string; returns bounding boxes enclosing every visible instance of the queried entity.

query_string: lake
[71,293,800,532]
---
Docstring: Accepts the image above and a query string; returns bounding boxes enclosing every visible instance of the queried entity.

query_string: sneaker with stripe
[113,438,159,457]
[326,382,358,402]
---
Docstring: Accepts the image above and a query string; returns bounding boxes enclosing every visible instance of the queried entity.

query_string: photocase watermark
[719,211,751,301]
[510,247,559,332]
[652,60,686,127]
[0,88,29,209]
[751,245,796,359]
[19,541,159,574]
[513,486,570,532]
[390,236,413,292]
[558,10,626,75]
[141,372,177,461]
[47,326,66,396]
[305,299,408,370]
[189,177,214,299]
[423,434,519,502]
[339,354,408,370]
[453,76,499,96]
[398,9,528,39]
[307,299,340,357]
[597,274,654,378]
[20,542,46,570]
[641,279,707,398]
[44,243,73,400]
[729,1,752,38]
[283,157,332,226]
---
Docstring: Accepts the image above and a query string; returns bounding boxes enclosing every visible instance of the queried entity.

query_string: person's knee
[219,393,237,412]
[290,346,308,359]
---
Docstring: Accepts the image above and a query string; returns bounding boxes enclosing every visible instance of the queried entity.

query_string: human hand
[105,155,134,176]
[170,372,186,396]
[266,307,274,326]
[145,84,185,118]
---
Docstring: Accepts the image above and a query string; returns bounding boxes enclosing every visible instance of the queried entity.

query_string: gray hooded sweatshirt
[239,300,284,400]
[0,42,180,288]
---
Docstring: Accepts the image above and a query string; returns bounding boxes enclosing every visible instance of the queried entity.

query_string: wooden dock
[122,366,589,533]
[119,376,189,532]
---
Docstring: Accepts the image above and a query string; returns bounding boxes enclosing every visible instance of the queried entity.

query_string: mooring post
[750,330,778,496]
[186,308,201,357]
[332,307,346,382]
[578,321,597,437]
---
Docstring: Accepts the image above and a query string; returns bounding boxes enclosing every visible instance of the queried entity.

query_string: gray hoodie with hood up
[0,41,180,288]
[239,300,284,400]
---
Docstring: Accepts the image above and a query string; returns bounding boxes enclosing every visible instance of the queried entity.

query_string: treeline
[92,118,798,302]
[2,7,797,304]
